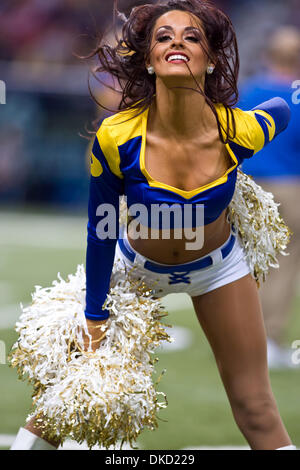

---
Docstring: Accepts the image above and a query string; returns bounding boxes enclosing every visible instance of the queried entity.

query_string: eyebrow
[156,25,201,33]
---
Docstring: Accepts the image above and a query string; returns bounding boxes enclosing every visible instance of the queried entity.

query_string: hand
[82,318,109,352]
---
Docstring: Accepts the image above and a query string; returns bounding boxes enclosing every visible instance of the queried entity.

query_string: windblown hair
[86,0,240,142]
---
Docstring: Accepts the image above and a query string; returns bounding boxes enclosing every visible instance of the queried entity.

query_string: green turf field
[0,210,299,450]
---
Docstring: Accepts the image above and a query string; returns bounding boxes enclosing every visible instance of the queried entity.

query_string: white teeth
[167,54,189,62]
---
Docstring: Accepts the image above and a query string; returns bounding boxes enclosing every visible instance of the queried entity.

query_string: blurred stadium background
[0,0,299,450]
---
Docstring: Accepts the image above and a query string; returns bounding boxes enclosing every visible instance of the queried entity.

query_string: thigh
[191,273,272,401]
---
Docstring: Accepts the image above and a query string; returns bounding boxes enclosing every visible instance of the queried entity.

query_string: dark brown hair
[86,0,240,142]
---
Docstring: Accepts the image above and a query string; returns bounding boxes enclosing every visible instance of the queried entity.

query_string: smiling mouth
[166,53,190,63]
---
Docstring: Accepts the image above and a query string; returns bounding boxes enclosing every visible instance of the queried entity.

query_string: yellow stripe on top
[102,104,146,147]
[91,152,103,177]
[96,121,124,179]
[95,103,149,179]
[97,103,155,179]
[140,105,239,200]
[216,105,258,150]
[244,109,276,153]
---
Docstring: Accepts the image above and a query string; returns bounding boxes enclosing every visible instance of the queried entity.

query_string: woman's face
[146,9,213,86]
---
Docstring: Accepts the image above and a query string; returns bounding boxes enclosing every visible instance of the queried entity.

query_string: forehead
[153,9,204,32]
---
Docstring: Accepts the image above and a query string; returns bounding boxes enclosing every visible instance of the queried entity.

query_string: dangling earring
[147,66,155,75]
[207,65,215,75]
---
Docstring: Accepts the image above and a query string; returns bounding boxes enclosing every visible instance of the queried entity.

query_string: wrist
[86,318,108,328]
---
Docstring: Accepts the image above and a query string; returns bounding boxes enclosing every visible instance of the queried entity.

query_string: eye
[157,35,172,42]
[186,36,199,42]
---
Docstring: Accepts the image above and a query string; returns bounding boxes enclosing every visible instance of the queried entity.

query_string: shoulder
[93,106,146,178]
[97,106,146,147]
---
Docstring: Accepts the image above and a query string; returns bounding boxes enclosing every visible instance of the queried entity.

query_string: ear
[144,50,152,70]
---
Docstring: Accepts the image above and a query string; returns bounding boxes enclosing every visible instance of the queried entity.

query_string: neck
[150,80,216,139]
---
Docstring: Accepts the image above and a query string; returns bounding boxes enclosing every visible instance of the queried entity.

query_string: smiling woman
[147,16,215,77]
[87,0,239,144]
[10,0,295,452]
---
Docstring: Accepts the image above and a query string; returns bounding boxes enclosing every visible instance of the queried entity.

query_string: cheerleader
[11,0,296,450]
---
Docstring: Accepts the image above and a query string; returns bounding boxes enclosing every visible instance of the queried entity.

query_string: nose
[170,35,184,48]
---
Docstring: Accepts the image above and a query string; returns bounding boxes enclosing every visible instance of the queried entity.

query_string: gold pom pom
[227,170,292,286]
[8,264,173,450]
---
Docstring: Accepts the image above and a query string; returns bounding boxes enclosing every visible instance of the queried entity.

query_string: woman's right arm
[85,123,124,324]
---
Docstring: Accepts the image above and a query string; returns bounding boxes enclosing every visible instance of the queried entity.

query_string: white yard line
[0,435,16,447]
[0,304,21,329]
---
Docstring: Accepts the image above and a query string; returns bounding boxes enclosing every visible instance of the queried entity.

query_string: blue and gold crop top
[85,97,291,320]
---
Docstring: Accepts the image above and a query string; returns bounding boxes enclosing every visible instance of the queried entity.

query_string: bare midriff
[127,208,231,265]
[127,101,234,265]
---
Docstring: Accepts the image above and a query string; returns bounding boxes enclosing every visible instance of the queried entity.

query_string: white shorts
[115,223,252,298]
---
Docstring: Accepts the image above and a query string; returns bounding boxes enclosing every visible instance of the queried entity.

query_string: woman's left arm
[250,96,291,141]
[242,97,291,156]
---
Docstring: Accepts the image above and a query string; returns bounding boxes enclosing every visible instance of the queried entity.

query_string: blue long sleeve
[234,96,292,162]
[251,96,291,140]
[85,127,124,321]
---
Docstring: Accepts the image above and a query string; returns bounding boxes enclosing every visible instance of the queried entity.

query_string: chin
[158,73,201,87]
